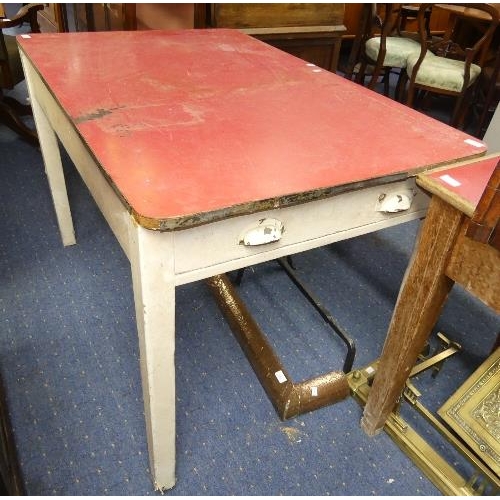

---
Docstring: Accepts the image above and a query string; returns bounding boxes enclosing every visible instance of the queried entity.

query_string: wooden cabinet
[42,3,345,72]
[37,3,454,37]
[206,3,346,71]
[209,3,343,28]
[55,3,201,32]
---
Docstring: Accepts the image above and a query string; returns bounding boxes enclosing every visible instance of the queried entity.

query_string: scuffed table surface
[18,29,487,229]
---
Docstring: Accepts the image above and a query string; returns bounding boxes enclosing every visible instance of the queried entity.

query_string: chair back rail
[405,3,500,128]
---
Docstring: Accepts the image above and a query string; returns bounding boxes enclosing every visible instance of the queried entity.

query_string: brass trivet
[438,347,500,476]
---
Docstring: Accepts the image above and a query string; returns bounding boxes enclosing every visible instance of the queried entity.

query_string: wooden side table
[361,153,500,437]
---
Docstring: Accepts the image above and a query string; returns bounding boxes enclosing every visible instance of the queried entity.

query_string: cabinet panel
[135,3,195,30]
[212,3,343,28]
[208,3,346,72]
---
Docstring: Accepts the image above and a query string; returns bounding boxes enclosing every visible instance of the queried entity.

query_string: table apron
[173,179,430,285]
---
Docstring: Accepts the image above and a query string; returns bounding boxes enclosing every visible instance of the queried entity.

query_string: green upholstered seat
[407,52,481,93]
[365,36,421,69]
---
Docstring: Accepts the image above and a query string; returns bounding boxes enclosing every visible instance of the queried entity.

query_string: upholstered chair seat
[365,36,421,69]
[344,4,426,100]
[407,52,481,93]
[403,3,499,129]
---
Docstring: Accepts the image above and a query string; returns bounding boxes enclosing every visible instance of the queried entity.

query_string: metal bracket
[409,332,462,379]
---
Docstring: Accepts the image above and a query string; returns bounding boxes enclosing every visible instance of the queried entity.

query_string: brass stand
[349,352,500,496]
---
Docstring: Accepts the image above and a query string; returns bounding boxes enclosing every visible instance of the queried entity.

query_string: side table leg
[361,197,464,436]
[21,54,76,247]
[128,222,176,490]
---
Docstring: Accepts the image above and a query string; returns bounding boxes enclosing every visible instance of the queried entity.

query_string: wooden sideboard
[206,3,346,71]
[38,3,457,36]
[36,4,480,74]
[38,3,346,72]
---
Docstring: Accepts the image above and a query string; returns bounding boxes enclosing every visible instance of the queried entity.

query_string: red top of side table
[417,154,500,216]
[18,29,487,229]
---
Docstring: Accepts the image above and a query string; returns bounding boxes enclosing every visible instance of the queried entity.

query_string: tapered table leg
[21,53,76,247]
[128,224,176,490]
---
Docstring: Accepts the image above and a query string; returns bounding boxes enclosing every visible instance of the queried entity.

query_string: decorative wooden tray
[438,348,499,475]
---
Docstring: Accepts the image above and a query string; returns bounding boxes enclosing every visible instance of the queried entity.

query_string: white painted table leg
[128,221,176,490]
[21,54,76,247]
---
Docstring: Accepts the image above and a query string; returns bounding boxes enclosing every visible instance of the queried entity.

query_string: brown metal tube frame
[206,274,350,420]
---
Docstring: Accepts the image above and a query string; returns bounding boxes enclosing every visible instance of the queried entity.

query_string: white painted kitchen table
[18,28,487,490]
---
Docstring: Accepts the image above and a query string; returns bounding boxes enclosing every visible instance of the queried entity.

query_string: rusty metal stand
[206,273,350,420]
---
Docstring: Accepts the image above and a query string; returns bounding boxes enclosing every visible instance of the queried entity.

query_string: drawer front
[174,178,429,277]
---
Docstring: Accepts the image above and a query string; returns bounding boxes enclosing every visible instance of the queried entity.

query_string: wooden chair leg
[355,60,368,85]
[396,71,408,102]
[451,89,476,130]
[383,71,391,96]
[406,83,416,108]
[2,96,33,116]
[367,66,384,91]
[475,49,500,137]
[450,95,466,128]
[0,99,38,145]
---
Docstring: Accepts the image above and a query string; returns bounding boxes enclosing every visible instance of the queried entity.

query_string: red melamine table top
[18,29,487,229]
[418,154,499,215]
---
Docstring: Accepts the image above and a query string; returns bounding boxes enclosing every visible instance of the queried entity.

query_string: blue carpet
[1,80,499,496]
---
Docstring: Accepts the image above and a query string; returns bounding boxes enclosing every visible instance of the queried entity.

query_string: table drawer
[174,178,429,278]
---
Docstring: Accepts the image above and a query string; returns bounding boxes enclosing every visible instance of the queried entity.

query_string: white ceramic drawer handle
[377,191,413,213]
[240,218,284,246]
